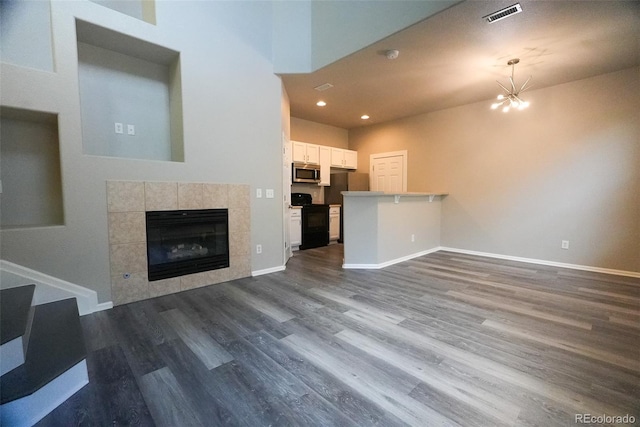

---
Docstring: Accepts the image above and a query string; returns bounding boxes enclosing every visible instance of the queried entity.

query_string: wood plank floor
[37,245,640,426]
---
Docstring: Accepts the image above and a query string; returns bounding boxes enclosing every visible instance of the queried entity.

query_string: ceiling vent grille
[314,83,334,92]
[484,3,522,23]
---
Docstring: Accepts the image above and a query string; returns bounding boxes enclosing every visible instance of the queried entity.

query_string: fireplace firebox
[145,209,229,281]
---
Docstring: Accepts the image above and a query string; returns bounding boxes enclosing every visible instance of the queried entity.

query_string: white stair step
[0,285,36,375]
[1,298,88,426]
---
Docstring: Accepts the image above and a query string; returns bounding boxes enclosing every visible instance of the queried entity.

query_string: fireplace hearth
[146,209,229,281]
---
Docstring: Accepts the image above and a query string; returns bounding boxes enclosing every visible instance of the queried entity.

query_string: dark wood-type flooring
[37,245,640,426]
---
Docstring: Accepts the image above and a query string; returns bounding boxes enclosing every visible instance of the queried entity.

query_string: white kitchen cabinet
[292,141,306,163]
[319,146,331,186]
[292,141,319,165]
[329,206,340,242]
[330,148,358,169]
[290,208,302,249]
[343,149,358,169]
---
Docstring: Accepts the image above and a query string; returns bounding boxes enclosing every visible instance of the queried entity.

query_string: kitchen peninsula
[342,191,448,268]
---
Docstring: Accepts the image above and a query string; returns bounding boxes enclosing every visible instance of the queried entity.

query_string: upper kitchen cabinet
[292,141,320,165]
[319,146,331,186]
[331,148,358,170]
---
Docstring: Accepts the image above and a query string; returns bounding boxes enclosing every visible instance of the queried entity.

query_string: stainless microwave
[292,163,321,183]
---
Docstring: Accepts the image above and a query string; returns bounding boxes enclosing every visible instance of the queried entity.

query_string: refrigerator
[324,172,369,243]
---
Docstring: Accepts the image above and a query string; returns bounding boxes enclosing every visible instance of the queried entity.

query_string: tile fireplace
[106,181,251,305]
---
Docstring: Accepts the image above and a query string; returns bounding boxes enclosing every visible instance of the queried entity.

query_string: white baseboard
[439,247,640,279]
[252,265,286,277]
[0,260,102,315]
[94,301,114,312]
[343,247,441,269]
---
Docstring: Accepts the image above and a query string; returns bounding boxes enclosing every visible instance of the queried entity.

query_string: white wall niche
[76,19,183,162]
[88,0,156,25]
[0,0,55,72]
[0,107,64,229]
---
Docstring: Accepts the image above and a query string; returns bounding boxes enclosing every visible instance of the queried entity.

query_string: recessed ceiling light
[361,115,370,120]
[316,101,327,107]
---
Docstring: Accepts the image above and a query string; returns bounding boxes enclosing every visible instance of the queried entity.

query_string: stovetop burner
[291,192,312,206]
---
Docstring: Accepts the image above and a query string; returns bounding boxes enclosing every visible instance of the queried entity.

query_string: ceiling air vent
[314,83,334,92]
[483,3,522,23]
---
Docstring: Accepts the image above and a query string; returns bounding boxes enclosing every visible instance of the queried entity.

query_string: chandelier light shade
[491,58,532,112]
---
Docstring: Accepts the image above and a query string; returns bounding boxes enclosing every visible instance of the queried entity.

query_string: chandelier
[491,58,531,112]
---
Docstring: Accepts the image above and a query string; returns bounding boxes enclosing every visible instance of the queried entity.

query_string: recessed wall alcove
[76,19,183,162]
[0,0,54,72]
[88,0,156,25]
[0,107,64,229]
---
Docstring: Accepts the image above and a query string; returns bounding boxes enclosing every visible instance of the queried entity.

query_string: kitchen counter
[341,191,448,199]
[341,191,447,268]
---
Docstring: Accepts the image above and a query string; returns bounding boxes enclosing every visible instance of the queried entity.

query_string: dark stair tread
[1,284,36,345]
[1,298,87,404]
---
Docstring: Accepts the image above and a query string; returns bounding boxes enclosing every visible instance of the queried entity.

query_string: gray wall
[349,68,640,273]
[377,197,441,264]
[272,0,459,73]
[291,117,349,149]
[343,195,442,266]
[0,1,285,302]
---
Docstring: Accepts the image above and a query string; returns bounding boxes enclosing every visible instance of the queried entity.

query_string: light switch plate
[266,189,274,199]
[256,188,262,198]
[127,124,135,135]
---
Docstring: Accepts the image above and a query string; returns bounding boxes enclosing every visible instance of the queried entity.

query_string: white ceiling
[281,0,640,129]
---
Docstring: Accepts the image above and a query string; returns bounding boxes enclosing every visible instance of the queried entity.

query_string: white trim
[94,301,114,312]
[0,359,88,427]
[252,265,286,277]
[0,260,100,315]
[343,247,440,269]
[342,246,640,278]
[439,247,640,279]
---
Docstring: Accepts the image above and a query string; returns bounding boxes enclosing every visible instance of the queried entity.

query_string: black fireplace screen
[145,209,229,281]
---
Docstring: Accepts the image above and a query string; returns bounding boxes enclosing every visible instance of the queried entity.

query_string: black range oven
[291,193,329,250]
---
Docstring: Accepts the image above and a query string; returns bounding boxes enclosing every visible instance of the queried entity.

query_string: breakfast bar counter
[341,191,448,268]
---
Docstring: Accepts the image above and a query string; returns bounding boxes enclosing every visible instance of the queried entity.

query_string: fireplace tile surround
[106,180,251,305]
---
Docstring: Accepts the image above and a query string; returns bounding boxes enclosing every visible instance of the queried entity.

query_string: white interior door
[370,151,407,192]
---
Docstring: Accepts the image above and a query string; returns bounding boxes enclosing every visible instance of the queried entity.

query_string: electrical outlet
[266,189,275,199]
[561,240,569,250]
[115,122,123,134]
[411,234,415,242]
[256,244,262,254]
[127,124,135,135]
[256,189,262,198]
